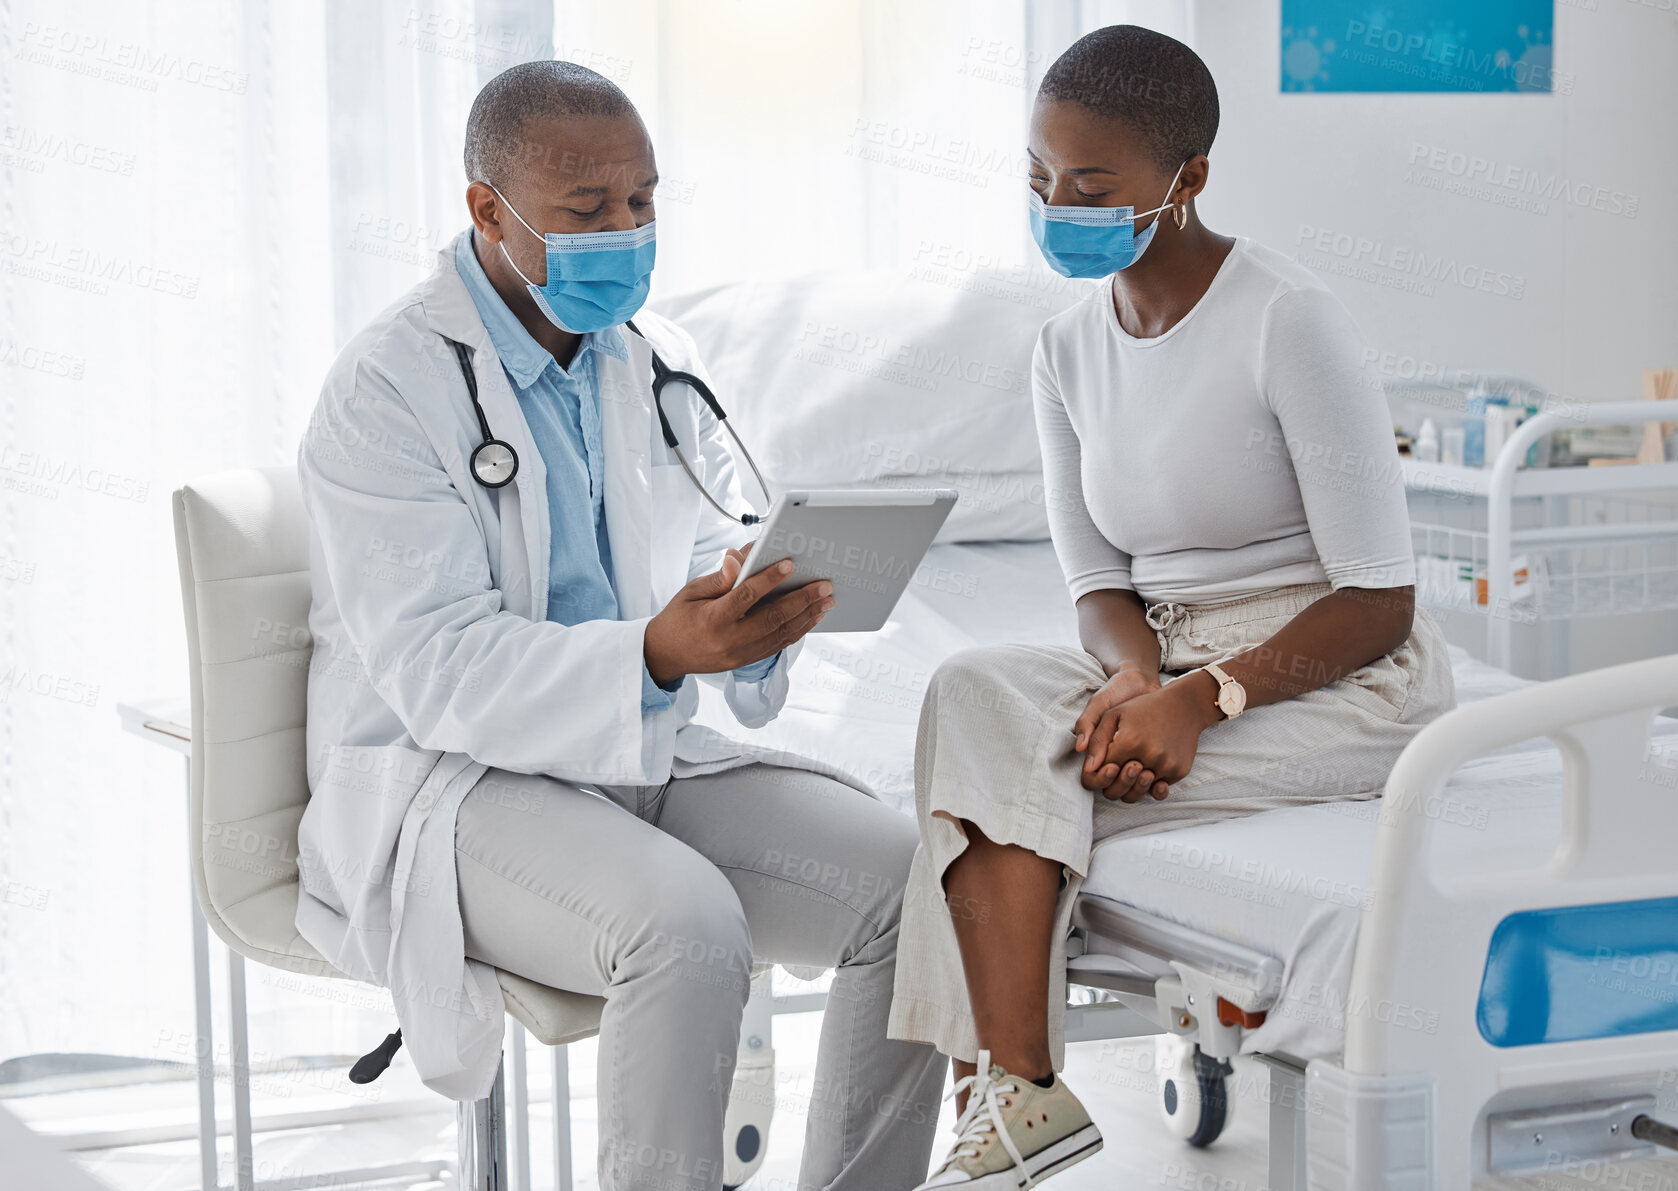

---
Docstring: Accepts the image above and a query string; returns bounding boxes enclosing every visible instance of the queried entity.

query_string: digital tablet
[732,489,959,632]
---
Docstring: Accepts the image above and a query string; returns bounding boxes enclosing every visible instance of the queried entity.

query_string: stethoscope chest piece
[471,439,519,488]
[448,336,522,490]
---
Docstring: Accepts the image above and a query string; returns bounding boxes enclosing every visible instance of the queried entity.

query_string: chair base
[458,1059,509,1191]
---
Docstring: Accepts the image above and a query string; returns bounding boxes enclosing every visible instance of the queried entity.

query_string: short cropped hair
[463,59,637,185]
[1037,25,1219,173]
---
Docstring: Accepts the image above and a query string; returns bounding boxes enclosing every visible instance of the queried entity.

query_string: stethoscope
[445,321,771,526]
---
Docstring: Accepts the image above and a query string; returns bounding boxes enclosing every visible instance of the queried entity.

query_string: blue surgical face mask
[489,184,656,334]
[1029,161,1187,279]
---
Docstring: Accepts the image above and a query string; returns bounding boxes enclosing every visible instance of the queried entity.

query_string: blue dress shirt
[453,232,775,710]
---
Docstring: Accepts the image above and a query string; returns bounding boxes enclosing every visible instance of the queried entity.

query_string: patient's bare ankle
[962,1038,1052,1085]
[988,1045,1053,1084]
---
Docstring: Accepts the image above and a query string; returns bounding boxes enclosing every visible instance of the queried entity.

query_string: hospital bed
[706,537,1678,1189]
[661,270,1678,1188]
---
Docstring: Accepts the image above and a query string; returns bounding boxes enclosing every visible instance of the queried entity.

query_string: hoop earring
[1173,204,1188,230]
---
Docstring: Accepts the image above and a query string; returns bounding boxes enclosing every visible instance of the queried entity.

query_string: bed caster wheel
[722,1042,775,1188]
[1156,1034,1233,1148]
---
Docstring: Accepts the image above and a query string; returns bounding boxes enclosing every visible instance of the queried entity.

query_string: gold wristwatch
[1202,662,1246,720]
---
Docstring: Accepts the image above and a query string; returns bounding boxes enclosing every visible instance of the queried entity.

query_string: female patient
[890,25,1455,1190]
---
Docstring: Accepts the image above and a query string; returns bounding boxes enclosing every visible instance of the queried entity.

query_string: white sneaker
[914,1050,1103,1189]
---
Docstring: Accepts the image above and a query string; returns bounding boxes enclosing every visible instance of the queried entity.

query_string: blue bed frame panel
[1478,896,1678,1047]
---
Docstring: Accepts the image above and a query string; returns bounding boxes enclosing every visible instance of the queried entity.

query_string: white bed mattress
[688,540,1678,1060]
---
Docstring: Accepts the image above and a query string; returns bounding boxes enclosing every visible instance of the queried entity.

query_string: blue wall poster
[1281,1,1557,94]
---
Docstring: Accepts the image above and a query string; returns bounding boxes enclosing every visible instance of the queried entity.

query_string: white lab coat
[294,238,794,1101]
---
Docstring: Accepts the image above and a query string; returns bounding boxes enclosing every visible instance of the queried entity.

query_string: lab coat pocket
[297,744,440,934]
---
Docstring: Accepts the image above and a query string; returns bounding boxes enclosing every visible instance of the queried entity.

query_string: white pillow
[654,269,1090,542]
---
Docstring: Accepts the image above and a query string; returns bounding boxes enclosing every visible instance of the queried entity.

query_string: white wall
[1188,0,1678,674]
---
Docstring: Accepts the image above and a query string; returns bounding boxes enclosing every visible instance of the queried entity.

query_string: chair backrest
[173,467,337,978]
[172,468,608,1049]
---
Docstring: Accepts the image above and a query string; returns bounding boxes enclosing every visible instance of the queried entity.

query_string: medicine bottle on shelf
[1415,418,1440,463]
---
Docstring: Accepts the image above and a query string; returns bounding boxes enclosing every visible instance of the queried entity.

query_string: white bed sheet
[685,540,1678,1061]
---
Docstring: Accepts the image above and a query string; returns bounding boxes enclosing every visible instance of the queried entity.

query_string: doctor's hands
[1073,669,1221,802]
[643,551,834,687]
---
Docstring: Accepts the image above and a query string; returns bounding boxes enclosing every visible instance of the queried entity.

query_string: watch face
[1218,682,1246,717]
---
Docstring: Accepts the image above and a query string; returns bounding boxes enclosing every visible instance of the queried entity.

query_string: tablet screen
[732,490,958,632]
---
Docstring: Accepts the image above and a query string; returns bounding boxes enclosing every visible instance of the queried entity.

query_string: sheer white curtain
[1,0,333,1068]
[0,0,483,1076]
[0,0,1178,1090]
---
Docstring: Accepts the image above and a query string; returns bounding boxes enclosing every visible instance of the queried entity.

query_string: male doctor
[295,60,945,1191]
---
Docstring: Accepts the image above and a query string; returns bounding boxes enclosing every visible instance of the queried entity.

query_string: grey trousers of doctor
[454,762,948,1191]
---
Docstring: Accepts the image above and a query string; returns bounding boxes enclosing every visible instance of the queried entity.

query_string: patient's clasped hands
[643,543,835,687]
[1072,666,1222,803]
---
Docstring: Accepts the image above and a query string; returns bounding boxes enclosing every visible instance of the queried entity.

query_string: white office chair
[173,466,607,1190]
